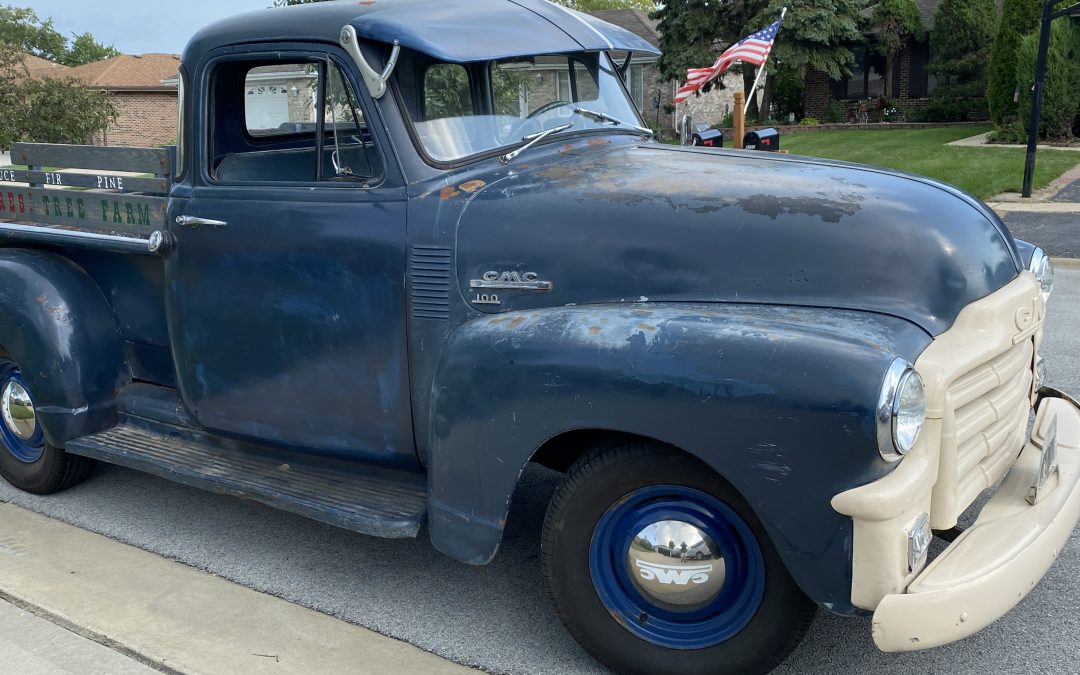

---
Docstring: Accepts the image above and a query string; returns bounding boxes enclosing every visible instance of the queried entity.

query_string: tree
[0,44,117,149]
[0,5,120,67]
[924,0,997,120]
[986,0,1042,125]
[654,0,865,121]
[62,32,120,67]
[0,6,65,61]
[872,0,925,97]
[1014,18,1080,140]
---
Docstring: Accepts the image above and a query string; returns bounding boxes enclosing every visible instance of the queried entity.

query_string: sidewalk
[987,164,1080,259]
[0,503,473,675]
[0,598,156,675]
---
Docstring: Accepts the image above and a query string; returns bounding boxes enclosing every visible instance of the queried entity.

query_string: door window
[211,57,382,184]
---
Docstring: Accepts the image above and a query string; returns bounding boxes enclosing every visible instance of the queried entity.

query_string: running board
[65,424,427,538]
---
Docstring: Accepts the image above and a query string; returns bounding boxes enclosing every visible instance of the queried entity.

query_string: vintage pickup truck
[0,1,1077,673]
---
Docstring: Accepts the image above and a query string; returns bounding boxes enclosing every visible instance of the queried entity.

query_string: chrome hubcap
[627,519,726,611]
[1,380,36,440]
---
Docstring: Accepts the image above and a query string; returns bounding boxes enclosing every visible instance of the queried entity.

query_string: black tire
[0,352,95,494]
[541,440,815,675]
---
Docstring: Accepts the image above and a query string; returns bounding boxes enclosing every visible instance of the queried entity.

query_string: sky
[26,0,276,55]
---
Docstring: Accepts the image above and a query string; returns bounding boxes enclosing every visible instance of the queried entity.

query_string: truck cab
[0,2,1077,673]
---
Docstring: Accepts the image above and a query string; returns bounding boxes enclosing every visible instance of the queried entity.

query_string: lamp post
[1022,0,1080,198]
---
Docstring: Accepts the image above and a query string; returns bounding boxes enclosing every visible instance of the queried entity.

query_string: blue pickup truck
[1,1,1078,673]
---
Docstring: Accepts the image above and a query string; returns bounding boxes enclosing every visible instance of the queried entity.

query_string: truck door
[165,48,416,469]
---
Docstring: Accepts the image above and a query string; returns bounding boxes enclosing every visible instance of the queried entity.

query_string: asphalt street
[1,270,1079,675]
[1003,212,1080,258]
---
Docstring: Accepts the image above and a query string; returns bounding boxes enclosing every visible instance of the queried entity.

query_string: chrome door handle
[175,215,228,228]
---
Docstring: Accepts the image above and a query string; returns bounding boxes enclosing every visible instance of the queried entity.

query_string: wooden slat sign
[11,143,174,177]
[0,187,164,236]
[0,168,169,194]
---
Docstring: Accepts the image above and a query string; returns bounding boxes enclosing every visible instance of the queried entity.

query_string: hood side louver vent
[410,246,452,320]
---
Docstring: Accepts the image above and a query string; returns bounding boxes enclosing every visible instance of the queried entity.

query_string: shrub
[927,0,997,121]
[823,98,846,123]
[987,0,1043,125]
[1015,18,1080,141]
[798,117,820,125]
[770,66,804,123]
[986,119,1028,144]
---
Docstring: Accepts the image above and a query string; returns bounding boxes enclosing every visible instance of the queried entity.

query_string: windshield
[396,51,645,163]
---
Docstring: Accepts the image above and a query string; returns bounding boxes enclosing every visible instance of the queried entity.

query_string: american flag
[673,16,785,105]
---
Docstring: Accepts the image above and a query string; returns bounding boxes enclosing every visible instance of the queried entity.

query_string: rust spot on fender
[587,138,611,146]
[36,294,47,305]
[459,180,486,193]
[589,326,602,335]
[439,186,461,200]
[505,316,527,329]
[639,323,657,331]
[560,144,575,153]
[488,316,510,325]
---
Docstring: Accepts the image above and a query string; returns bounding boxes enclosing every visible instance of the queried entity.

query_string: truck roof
[184,0,660,65]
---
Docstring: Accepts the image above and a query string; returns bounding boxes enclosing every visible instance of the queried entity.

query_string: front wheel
[541,441,815,675]
[0,354,95,494]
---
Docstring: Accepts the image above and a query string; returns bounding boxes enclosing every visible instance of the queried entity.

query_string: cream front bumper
[870,392,1080,651]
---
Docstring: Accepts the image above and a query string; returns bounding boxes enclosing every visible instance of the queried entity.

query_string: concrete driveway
[1,270,1079,674]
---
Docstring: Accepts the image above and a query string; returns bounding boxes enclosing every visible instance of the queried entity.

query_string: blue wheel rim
[589,485,765,649]
[0,360,45,464]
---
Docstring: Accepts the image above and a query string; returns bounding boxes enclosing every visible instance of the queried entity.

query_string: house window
[556,71,572,102]
[629,64,645,111]
[833,47,887,99]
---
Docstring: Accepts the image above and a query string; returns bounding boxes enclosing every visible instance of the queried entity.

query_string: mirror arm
[339,25,400,99]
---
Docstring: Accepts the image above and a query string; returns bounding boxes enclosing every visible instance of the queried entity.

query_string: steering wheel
[527,100,571,119]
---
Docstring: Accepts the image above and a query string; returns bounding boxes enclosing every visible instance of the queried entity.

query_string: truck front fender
[427,302,930,614]
[0,249,127,445]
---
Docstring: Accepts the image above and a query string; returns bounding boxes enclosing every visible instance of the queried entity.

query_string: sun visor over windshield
[349,0,660,63]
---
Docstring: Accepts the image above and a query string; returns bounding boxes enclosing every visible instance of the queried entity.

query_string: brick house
[804,0,943,121]
[58,54,182,147]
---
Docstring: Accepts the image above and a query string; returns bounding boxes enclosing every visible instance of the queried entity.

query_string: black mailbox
[692,125,724,148]
[743,127,780,152]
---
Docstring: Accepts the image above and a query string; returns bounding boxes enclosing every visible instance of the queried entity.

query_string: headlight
[1029,247,1054,302]
[877,358,927,462]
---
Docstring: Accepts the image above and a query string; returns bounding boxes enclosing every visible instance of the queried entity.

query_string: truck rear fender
[427,302,931,614]
[0,249,127,445]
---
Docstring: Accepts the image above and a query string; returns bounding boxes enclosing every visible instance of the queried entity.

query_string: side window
[423,64,472,120]
[212,57,383,185]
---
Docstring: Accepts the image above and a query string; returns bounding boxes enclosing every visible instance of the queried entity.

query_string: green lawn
[781,126,1080,199]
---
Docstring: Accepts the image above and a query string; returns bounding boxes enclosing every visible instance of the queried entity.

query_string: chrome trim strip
[0,222,157,256]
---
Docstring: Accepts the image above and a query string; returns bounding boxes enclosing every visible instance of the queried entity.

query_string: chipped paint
[459,180,486,193]
[439,186,461,200]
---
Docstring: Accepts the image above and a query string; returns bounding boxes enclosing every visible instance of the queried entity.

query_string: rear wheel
[0,355,95,494]
[542,440,815,675]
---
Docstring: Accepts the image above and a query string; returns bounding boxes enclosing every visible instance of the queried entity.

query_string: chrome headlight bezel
[877,358,927,462]
[1029,247,1054,302]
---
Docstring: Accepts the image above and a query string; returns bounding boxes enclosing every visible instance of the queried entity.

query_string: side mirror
[339,25,400,99]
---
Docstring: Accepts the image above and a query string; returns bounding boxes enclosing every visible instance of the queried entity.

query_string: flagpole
[743,6,786,117]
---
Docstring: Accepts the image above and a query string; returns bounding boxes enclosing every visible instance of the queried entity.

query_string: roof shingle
[59,53,180,91]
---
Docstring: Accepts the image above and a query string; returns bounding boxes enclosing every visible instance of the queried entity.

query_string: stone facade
[672,71,743,130]
[96,92,178,147]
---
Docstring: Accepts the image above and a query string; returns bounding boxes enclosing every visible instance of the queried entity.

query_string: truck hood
[453,143,1022,336]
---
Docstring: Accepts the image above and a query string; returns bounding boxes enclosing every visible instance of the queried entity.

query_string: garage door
[245,84,290,135]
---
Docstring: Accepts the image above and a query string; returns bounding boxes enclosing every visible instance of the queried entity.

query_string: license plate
[1028,416,1059,505]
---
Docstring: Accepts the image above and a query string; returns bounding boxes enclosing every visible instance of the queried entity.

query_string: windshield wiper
[574,107,653,136]
[500,122,575,164]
